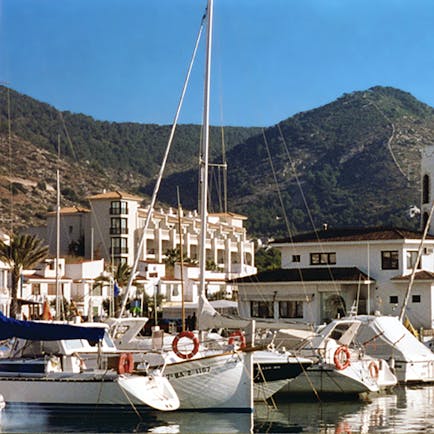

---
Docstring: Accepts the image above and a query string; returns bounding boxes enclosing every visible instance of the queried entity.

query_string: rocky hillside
[155,87,434,236]
[1,85,433,238]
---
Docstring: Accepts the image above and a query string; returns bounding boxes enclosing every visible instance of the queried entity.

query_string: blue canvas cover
[0,312,105,341]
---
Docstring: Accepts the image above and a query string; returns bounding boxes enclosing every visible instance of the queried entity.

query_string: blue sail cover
[0,312,105,341]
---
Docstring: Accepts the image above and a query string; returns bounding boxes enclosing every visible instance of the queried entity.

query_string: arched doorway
[323,294,346,323]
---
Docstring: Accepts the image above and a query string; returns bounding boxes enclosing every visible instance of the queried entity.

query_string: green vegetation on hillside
[1,85,433,239]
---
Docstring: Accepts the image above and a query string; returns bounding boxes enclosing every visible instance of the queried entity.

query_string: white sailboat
[0,313,179,413]
[109,0,255,411]
[274,317,397,396]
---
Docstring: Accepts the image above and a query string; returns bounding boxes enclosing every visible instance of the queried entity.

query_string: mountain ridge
[0,85,431,238]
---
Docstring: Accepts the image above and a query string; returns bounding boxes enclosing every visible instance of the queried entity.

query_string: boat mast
[56,135,62,320]
[198,0,213,324]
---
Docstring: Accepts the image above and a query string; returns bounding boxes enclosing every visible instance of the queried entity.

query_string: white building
[32,190,256,280]
[233,227,434,330]
[20,258,110,320]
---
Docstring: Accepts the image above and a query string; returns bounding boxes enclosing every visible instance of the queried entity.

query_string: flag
[114,281,121,297]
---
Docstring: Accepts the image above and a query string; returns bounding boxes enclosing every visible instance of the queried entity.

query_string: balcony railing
[109,247,129,255]
[109,207,129,215]
[110,227,129,235]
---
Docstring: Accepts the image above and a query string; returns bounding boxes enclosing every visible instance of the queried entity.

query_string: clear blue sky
[1,0,434,127]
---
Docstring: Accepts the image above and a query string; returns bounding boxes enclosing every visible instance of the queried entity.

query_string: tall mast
[198,0,213,320]
[56,135,61,319]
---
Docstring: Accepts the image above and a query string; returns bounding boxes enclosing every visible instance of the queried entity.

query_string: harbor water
[1,385,433,433]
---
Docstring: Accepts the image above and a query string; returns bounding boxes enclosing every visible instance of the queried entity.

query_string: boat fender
[368,361,379,379]
[333,345,351,370]
[172,331,200,360]
[118,352,134,374]
[228,330,246,350]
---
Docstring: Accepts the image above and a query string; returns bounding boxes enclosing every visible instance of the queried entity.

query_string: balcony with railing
[109,206,129,215]
[109,227,129,235]
[109,247,129,255]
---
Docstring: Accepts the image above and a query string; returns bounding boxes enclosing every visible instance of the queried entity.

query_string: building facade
[234,227,434,330]
[33,191,256,281]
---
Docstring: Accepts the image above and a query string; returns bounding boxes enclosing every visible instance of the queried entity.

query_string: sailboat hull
[162,351,253,411]
[278,362,379,395]
[0,371,179,412]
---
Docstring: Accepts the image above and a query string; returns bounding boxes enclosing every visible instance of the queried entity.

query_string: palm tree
[96,262,132,316]
[0,233,49,318]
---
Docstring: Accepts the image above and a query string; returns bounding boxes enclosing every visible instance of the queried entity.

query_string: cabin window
[389,295,398,304]
[423,174,430,204]
[381,251,399,270]
[406,251,421,270]
[250,301,273,318]
[292,255,300,263]
[412,295,421,303]
[310,252,336,265]
[279,301,303,318]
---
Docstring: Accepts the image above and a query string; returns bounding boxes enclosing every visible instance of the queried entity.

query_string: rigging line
[6,85,13,236]
[117,7,207,323]
[88,201,111,260]
[277,124,344,309]
[263,128,318,322]
[262,128,292,237]
[58,111,79,163]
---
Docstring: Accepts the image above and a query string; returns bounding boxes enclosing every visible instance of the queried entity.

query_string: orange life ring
[335,421,352,434]
[334,345,351,370]
[172,331,200,360]
[118,352,134,374]
[368,361,379,379]
[228,330,246,349]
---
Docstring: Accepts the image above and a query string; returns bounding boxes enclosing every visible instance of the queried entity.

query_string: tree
[95,262,132,317]
[255,247,281,272]
[0,233,49,318]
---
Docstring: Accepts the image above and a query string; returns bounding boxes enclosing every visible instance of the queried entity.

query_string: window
[32,283,41,296]
[381,251,399,270]
[310,252,336,265]
[406,251,421,270]
[423,174,430,204]
[110,218,128,235]
[47,283,62,296]
[250,301,273,318]
[412,295,421,303]
[113,256,127,266]
[279,301,303,318]
[110,200,128,215]
[389,295,398,304]
[292,255,300,263]
[110,237,128,255]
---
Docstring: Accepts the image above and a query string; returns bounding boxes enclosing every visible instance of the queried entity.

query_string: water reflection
[0,408,254,433]
[258,385,434,433]
[2,386,434,432]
